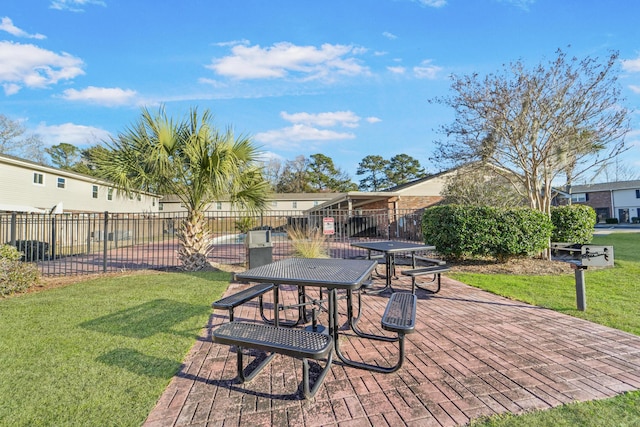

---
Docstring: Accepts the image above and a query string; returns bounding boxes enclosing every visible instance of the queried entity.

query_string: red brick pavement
[144,269,640,426]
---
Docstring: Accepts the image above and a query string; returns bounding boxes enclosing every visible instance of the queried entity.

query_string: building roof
[569,180,640,193]
[160,192,340,203]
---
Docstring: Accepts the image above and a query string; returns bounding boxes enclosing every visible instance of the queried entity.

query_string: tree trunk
[177,210,212,271]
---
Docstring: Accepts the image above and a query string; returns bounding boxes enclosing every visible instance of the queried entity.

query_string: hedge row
[422,205,553,260]
[422,204,596,260]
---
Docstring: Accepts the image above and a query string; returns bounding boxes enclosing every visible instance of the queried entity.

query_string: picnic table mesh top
[235,257,376,288]
[350,241,434,253]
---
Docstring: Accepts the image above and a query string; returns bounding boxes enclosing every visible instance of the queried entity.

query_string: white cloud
[388,66,406,74]
[412,0,447,7]
[214,39,250,48]
[281,111,361,128]
[34,122,111,146]
[413,59,442,79]
[61,86,138,106]
[254,110,379,150]
[254,124,355,149]
[629,85,640,94]
[0,41,84,94]
[208,42,369,81]
[0,17,46,39]
[497,0,535,11]
[49,0,106,12]
[622,57,640,73]
[382,31,398,40]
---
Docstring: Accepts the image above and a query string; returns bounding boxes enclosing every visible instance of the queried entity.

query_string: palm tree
[96,106,270,271]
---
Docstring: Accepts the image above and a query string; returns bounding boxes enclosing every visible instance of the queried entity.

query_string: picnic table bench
[212,322,333,399]
[212,283,274,322]
[401,256,450,294]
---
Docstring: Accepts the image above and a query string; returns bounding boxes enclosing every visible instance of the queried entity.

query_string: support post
[574,265,587,311]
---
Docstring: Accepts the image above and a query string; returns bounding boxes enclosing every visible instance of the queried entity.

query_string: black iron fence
[0,209,425,276]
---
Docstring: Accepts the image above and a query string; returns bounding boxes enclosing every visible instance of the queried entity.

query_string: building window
[571,193,587,203]
[216,202,222,210]
[292,201,297,209]
[313,201,319,206]
[57,177,65,189]
[158,202,164,211]
[636,189,640,199]
[33,172,44,185]
[92,185,98,199]
[152,199,156,207]
[272,201,278,207]
[107,188,113,201]
[137,194,141,201]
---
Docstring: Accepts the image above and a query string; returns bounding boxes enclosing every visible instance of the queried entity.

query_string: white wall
[0,155,159,213]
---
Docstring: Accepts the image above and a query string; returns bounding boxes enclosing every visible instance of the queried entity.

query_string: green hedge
[551,205,596,244]
[422,205,552,260]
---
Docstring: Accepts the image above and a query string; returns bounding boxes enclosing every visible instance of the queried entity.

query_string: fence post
[51,216,56,260]
[10,212,16,246]
[103,211,108,273]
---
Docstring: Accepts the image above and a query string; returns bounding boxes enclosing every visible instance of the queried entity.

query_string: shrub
[605,218,619,224]
[234,217,255,233]
[551,205,597,244]
[286,226,329,258]
[422,205,552,260]
[0,244,41,296]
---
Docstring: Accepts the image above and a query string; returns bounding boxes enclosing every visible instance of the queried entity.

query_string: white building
[158,192,340,214]
[0,153,160,213]
[560,180,640,223]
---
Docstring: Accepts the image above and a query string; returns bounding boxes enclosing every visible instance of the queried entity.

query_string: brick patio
[144,268,640,426]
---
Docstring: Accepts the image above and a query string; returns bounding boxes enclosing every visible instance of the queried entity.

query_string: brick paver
[144,269,640,426]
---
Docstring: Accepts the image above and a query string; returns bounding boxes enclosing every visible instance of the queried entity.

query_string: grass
[0,270,230,427]
[449,233,640,426]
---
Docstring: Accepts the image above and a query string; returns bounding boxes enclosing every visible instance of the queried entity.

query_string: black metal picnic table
[234,257,409,372]
[350,240,436,293]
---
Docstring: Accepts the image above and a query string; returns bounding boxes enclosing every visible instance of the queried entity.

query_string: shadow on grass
[97,348,182,379]
[80,299,210,338]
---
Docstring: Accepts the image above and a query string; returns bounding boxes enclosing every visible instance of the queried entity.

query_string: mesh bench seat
[382,291,417,334]
[212,322,333,399]
[401,265,450,294]
[366,292,417,373]
[413,256,446,266]
[212,283,274,322]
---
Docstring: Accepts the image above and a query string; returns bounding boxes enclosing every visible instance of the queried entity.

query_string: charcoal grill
[551,243,614,311]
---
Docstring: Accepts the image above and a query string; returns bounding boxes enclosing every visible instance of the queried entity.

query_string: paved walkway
[144,269,640,426]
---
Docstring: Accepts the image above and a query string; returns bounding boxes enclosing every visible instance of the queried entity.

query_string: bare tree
[261,157,284,190]
[0,114,47,163]
[276,155,311,193]
[441,164,527,208]
[432,49,631,218]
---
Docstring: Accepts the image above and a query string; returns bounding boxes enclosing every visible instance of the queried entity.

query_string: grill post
[573,265,587,311]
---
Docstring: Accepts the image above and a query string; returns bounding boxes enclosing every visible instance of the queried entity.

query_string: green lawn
[0,270,230,427]
[450,233,640,426]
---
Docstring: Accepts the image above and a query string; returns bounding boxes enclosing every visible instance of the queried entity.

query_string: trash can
[246,230,273,269]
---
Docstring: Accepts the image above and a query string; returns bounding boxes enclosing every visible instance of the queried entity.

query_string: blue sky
[2,0,640,181]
